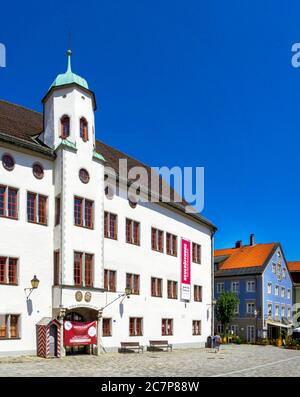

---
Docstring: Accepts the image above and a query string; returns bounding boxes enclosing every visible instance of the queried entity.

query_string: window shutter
[166,233,170,254]
[9,315,18,338]
[38,195,47,225]
[0,257,6,283]
[151,278,155,296]
[134,222,139,244]
[126,219,130,242]
[110,271,116,291]
[151,228,156,250]
[8,258,17,284]
[129,318,134,336]
[8,188,18,219]
[174,282,177,298]
[136,318,142,335]
[159,231,163,252]
[173,236,177,256]
[134,275,139,294]
[104,270,108,290]
[85,254,93,287]
[104,212,108,237]
[0,186,6,216]
[158,279,162,296]
[162,319,166,335]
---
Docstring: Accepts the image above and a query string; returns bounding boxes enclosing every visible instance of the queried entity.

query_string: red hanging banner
[64,321,97,346]
[181,238,191,300]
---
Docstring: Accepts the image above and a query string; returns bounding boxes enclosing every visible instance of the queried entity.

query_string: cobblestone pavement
[0,345,300,377]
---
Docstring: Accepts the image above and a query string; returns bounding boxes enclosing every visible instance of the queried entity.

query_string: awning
[293,327,300,333]
[266,320,293,328]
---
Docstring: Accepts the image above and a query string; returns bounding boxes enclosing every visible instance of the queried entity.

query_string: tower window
[60,115,70,139]
[80,118,88,142]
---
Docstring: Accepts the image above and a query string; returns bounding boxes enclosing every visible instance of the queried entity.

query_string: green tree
[215,291,239,333]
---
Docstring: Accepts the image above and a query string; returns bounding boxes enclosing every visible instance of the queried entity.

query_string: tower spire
[66,49,72,73]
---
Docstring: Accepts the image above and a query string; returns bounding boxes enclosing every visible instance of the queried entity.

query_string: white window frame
[246,280,255,292]
[216,282,224,294]
[281,287,285,298]
[246,302,255,314]
[267,282,272,294]
[287,289,291,299]
[234,303,239,315]
[230,325,239,335]
[277,263,281,274]
[268,302,273,317]
[275,285,279,296]
[247,325,255,343]
[272,263,276,274]
[231,281,239,293]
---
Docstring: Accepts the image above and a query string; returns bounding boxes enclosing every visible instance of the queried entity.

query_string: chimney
[235,240,242,248]
[250,234,255,246]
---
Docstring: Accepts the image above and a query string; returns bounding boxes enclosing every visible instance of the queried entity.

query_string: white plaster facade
[0,60,215,356]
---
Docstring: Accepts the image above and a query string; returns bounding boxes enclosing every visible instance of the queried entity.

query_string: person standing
[214,333,221,353]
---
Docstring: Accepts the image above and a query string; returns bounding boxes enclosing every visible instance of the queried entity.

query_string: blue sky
[1,0,300,259]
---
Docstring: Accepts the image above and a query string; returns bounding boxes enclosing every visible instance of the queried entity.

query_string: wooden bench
[119,342,144,353]
[148,340,173,352]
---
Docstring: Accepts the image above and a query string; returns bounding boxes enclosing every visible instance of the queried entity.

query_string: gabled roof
[287,261,300,272]
[214,242,278,276]
[0,100,43,142]
[0,99,216,231]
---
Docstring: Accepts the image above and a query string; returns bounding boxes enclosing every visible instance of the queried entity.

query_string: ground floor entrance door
[267,325,280,340]
[49,325,57,357]
[64,310,96,356]
[247,325,255,343]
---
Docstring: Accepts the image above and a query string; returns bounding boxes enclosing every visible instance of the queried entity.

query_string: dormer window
[80,117,88,142]
[60,115,70,139]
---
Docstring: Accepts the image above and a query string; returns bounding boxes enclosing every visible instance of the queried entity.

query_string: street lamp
[125,288,132,296]
[24,275,40,299]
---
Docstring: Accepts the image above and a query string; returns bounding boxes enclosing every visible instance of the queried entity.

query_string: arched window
[80,118,88,142]
[60,115,70,139]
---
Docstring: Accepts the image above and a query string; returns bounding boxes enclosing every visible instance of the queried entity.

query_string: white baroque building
[0,52,216,356]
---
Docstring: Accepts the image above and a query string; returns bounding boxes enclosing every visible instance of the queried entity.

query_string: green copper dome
[50,50,89,90]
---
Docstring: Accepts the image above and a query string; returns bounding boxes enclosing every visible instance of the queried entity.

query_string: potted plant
[235,336,242,344]
[287,339,297,350]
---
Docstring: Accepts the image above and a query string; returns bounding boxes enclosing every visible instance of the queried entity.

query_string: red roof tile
[287,262,300,272]
[215,243,277,270]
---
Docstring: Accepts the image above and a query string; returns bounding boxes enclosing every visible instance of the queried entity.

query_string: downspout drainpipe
[60,149,64,309]
[211,229,216,337]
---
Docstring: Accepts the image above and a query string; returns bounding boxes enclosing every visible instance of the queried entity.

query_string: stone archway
[64,307,99,355]
[65,307,98,322]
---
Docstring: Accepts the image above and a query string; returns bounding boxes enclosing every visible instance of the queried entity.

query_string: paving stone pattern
[0,345,300,377]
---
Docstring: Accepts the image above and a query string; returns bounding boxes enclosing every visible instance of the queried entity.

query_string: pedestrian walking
[214,333,221,353]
